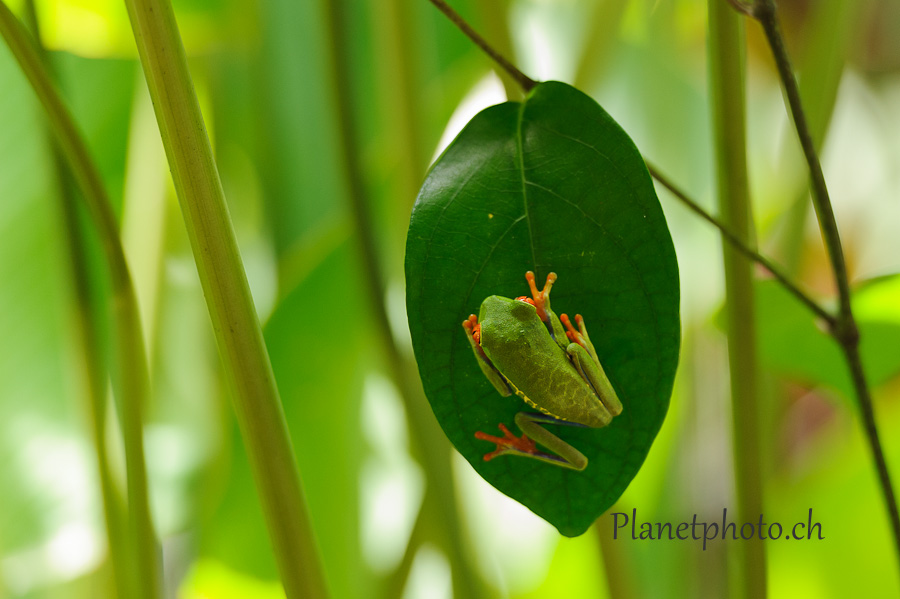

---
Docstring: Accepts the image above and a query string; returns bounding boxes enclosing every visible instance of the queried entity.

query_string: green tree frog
[462,271,623,471]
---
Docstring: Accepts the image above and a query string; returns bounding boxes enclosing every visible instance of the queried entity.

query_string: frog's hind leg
[560,313,599,362]
[474,412,588,471]
[560,313,623,419]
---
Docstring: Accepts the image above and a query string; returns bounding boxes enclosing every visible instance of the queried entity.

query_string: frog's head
[479,295,537,327]
[478,296,544,351]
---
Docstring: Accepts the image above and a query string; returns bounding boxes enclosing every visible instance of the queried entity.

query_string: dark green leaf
[405,81,680,536]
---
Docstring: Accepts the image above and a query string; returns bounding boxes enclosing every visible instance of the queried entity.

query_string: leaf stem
[708,2,766,595]
[739,0,900,574]
[427,0,537,92]
[323,0,484,595]
[0,5,161,597]
[120,0,328,596]
[647,164,832,325]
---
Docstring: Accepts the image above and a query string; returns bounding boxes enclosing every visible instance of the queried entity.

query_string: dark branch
[427,0,537,92]
[647,163,833,326]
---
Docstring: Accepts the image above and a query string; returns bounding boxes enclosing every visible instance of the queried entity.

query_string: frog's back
[478,296,606,427]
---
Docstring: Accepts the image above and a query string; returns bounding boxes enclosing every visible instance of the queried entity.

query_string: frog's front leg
[462,314,512,396]
[561,313,623,419]
[475,412,589,471]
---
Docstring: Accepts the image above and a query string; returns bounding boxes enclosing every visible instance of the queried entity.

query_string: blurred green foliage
[1,0,899,597]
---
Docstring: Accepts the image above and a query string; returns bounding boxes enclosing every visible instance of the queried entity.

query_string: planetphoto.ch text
[610,508,824,550]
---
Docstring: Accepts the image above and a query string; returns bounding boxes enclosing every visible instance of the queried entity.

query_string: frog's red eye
[515,296,536,306]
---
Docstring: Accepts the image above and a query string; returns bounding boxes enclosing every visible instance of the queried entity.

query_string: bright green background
[1,0,900,597]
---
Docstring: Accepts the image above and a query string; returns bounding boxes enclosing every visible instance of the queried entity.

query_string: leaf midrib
[516,99,538,272]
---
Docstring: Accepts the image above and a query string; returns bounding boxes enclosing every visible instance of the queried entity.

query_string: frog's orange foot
[524,271,557,323]
[560,313,588,349]
[462,314,481,344]
[474,423,538,461]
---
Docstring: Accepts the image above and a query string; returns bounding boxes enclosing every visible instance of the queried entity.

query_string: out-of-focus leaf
[0,40,142,599]
[573,0,628,91]
[854,274,900,324]
[0,30,94,586]
[514,534,605,599]
[407,0,488,145]
[406,81,680,536]
[755,278,900,400]
[797,0,861,150]
[770,0,864,269]
[34,0,237,57]
[768,389,900,598]
[754,282,843,390]
[253,0,345,255]
[181,559,285,599]
[51,52,135,214]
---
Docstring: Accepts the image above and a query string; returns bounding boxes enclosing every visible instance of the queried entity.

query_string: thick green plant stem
[18,4,131,596]
[120,0,327,597]
[0,5,161,597]
[746,0,900,575]
[322,0,483,595]
[709,2,766,597]
[594,514,636,598]
[374,0,425,217]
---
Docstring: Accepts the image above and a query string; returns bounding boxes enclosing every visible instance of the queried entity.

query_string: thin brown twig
[752,0,852,324]
[647,164,833,325]
[427,0,537,92]
[731,0,900,577]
